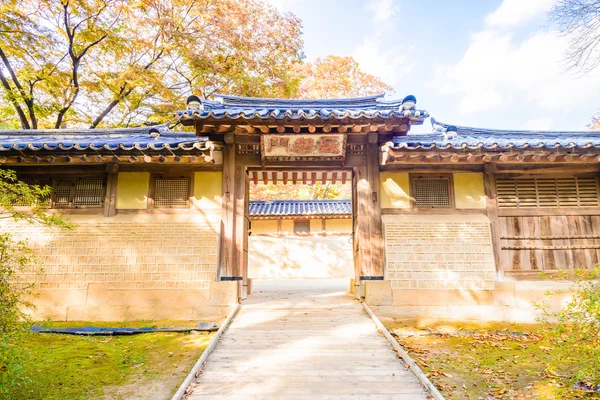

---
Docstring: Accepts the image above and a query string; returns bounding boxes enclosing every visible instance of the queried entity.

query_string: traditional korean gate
[218,144,385,299]
[179,95,420,300]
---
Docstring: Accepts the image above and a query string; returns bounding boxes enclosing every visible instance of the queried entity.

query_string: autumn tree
[250,182,351,201]
[293,55,392,99]
[0,0,304,129]
[0,1,392,130]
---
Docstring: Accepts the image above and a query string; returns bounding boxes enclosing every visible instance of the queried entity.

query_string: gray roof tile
[249,199,351,217]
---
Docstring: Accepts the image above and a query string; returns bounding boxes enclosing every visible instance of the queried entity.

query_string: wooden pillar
[367,132,384,277]
[104,163,118,217]
[234,163,248,298]
[356,165,373,278]
[484,163,503,276]
[218,134,236,280]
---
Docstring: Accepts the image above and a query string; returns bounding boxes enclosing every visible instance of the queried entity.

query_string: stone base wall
[368,281,573,323]
[248,235,353,279]
[383,214,496,290]
[376,214,573,322]
[3,213,234,321]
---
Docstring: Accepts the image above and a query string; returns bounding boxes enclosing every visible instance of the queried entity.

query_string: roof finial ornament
[186,95,204,112]
[444,125,458,141]
[400,95,417,111]
[149,128,161,139]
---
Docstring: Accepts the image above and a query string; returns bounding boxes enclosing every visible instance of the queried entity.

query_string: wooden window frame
[16,175,107,209]
[148,174,193,209]
[293,219,311,234]
[409,173,455,209]
[495,173,600,213]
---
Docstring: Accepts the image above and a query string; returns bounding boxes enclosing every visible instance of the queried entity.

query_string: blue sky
[267,0,600,133]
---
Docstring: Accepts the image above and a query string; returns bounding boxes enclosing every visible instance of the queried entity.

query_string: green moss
[5,321,213,400]
[384,319,592,399]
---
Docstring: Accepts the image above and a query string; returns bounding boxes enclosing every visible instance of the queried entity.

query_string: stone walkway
[186,279,430,400]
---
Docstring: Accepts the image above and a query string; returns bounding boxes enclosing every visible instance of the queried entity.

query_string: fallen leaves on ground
[384,320,594,400]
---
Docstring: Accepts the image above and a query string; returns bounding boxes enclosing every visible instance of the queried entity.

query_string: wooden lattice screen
[496,176,599,208]
[54,179,74,207]
[154,177,191,208]
[293,220,310,233]
[14,177,105,208]
[411,176,452,208]
[54,178,105,208]
[73,178,105,207]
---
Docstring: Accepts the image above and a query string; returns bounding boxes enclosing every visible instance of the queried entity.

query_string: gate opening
[246,169,355,290]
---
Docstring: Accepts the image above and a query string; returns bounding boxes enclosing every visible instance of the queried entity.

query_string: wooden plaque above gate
[260,134,347,161]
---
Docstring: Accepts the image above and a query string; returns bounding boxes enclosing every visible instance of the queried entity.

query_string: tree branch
[0,68,30,129]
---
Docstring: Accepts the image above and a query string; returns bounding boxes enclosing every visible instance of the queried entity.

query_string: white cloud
[431,29,600,119]
[354,36,415,88]
[352,0,412,91]
[485,0,556,28]
[367,0,400,24]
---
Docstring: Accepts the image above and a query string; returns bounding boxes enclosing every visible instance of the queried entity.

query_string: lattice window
[496,176,599,208]
[294,220,310,233]
[53,178,105,208]
[153,176,191,208]
[73,178,105,207]
[14,177,105,208]
[411,175,452,208]
[54,179,74,208]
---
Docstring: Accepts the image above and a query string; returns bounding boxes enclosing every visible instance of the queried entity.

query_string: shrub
[0,169,71,397]
[541,268,600,387]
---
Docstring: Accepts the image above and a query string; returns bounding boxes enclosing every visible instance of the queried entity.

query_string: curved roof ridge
[0,125,170,136]
[431,118,596,136]
[215,93,386,109]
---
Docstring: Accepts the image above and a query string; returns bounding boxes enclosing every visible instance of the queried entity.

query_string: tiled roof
[390,119,600,150]
[0,125,210,152]
[177,93,428,122]
[249,199,351,217]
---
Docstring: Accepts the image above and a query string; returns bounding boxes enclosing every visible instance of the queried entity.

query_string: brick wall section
[5,216,219,291]
[384,216,496,290]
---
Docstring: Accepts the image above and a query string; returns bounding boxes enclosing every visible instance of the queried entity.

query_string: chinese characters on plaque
[261,134,346,161]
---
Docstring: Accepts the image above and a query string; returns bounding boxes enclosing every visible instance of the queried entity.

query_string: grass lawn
[7,320,215,400]
[383,319,599,400]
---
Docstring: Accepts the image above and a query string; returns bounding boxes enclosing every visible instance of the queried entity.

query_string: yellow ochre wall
[310,219,322,232]
[116,171,223,210]
[380,172,410,209]
[380,171,486,209]
[325,219,352,233]
[251,220,279,234]
[281,220,294,233]
[453,172,486,209]
[193,171,222,210]
[250,218,352,234]
[116,172,149,209]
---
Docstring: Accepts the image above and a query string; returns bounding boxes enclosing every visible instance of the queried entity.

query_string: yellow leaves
[293,55,393,99]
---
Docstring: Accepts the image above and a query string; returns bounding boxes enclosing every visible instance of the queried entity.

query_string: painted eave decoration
[249,199,352,218]
[0,125,213,152]
[389,118,600,150]
[176,93,429,124]
[260,134,347,162]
